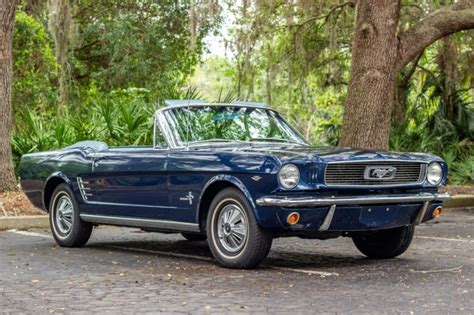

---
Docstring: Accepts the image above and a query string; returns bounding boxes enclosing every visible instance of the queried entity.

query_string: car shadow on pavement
[85,238,403,271]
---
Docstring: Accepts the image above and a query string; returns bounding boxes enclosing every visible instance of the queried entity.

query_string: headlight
[278,164,300,189]
[426,162,443,185]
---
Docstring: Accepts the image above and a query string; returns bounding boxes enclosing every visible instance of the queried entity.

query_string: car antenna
[186,100,190,150]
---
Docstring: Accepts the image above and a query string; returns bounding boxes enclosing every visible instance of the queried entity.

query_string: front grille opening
[324,162,426,186]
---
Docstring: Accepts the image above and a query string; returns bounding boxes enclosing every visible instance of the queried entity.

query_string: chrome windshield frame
[154,103,309,150]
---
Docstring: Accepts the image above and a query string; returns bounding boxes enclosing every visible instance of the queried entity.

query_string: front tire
[206,188,272,269]
[352,225,414,259]
[49,183,93,247]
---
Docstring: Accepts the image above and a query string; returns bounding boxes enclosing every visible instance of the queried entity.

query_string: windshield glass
[162,106,308,146]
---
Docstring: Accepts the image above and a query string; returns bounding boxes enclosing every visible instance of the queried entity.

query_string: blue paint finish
[196,174,260,223]
[19,122,448,234]
[89,148,169,218]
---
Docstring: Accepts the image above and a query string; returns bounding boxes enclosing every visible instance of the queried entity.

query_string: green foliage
[9,2,474,188]
[450,155,474,185]
[390,58,474,185]
[13,10,58,111]
[72,0,213,100]
[12,88,155,171]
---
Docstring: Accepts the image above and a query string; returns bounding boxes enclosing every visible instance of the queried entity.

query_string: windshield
[161,106,308,147]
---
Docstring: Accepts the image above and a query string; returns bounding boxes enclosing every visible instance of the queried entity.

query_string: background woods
[0,0,473,191]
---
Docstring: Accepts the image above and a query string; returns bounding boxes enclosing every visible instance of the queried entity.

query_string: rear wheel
[207,188,272,269]
[352,225,414,259]
[49,183,93,247]
[181,233,207,241]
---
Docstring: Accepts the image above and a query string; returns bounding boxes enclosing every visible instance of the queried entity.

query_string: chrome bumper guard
[256,192,450,208]
[256,192,450,231]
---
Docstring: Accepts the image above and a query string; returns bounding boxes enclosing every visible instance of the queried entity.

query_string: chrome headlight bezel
[426,162,443,186]
[278,164,300,190]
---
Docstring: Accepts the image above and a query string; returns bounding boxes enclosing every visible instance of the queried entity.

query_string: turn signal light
[432,206,443,218]
[287,212,300,225]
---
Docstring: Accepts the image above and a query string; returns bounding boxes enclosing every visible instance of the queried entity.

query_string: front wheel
[207,188,272,269]
[352,225,415,259]
[49,183,93,247]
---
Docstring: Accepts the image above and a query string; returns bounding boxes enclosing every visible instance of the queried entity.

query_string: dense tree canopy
[0,0,472,191]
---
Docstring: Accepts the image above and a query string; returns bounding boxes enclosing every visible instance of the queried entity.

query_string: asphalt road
[1,210,473,313]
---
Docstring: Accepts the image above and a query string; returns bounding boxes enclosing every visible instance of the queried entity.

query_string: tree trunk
[48,0,74,113]
[341,0,474,150]
[437,36,458,121]
[392,52,423,127]
[392,83,407,126]
[0,0,19,192]
[340,0,400,150]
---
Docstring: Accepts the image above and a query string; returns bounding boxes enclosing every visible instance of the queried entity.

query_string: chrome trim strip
[319,205,336,231]
[81,200,171,209]
[80,214,200,232]
[256,192,451,207]
[414,201,430,225]
[155,103,273,116]
[77,177,90,201]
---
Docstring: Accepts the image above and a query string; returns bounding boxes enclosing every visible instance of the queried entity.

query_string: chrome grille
[324,162,426,186]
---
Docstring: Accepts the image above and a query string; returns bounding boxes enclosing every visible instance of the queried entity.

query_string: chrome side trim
[414,201,430,225]
[319,205,336,231]
[80,214,200,232]
[77,177,93,201]
[256,192,451,208]
[81,199,171,209]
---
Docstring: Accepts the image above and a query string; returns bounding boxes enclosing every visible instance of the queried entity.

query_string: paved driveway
[1,210,473,313]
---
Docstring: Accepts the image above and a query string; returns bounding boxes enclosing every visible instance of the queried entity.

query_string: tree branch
[399,50,423,87]
[397,0,474,72]
[416,65,443,92]
[290,1,354,30]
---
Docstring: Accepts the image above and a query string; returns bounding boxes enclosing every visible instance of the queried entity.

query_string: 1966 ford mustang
[20,100,450,268]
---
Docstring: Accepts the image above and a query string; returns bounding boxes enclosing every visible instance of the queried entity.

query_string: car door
[88,147,170,220]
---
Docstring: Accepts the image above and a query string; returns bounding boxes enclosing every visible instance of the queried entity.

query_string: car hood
[195,144,440,164]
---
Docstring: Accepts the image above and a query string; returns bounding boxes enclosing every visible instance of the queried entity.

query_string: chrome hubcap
[55,195,73,235]
[217,203,248,253]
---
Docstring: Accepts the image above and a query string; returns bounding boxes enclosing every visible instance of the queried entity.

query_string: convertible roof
[164,99,267,107]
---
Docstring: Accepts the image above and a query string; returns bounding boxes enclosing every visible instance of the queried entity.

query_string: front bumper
[256,192,450,232]
[256,192,451,207]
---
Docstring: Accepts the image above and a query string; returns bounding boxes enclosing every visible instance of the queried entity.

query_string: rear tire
[181,233,207,241]
[207,188,272,269]
[352,225,414,259]
[49,183,92,247]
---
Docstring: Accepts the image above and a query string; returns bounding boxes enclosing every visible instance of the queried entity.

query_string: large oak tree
[341,0,474,150]
[0,0,19,192]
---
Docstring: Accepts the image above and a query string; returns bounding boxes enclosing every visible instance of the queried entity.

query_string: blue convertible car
[20,100,450,268]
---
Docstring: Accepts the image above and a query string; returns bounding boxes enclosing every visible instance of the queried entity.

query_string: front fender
[197,174,262,225]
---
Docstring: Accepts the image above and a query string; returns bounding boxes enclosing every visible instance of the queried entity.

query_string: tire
[181,233,207,241]
[352,225,415,259]
[49,183,93,247]
[206,187,272,269]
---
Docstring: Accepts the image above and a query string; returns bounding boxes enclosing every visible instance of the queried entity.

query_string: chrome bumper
[255,192,451,208]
